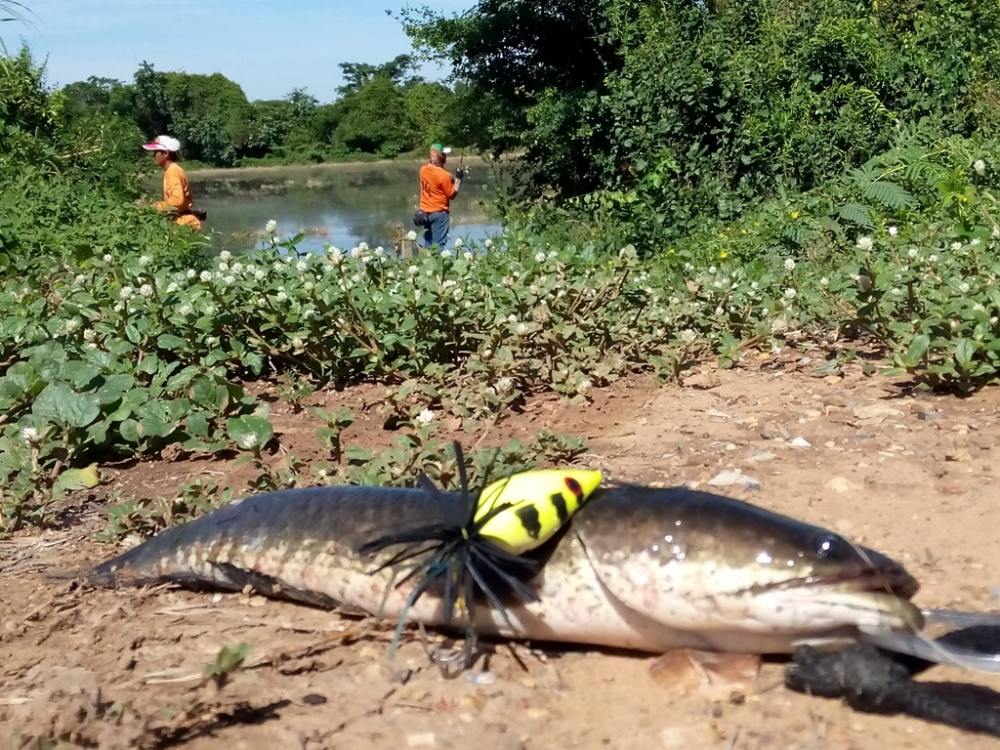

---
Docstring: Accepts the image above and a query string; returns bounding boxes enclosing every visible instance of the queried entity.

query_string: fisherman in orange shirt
[141,135,204,232]
[417,142,467,248]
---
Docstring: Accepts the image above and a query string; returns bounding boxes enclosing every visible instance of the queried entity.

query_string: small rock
[853,403,903,420]
[407,733,437,748]
[945,450,972,462]
[825,477,854,494]
[707,409,732,419]
[708,470,761,491]
[759,422,789,440]
[746,451,777,463]
[468,671,496,686]
[790,436,811,449]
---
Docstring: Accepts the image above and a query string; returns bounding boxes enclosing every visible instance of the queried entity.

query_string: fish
[88,483,999,670]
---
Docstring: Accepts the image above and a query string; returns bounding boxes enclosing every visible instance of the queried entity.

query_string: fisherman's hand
[455,166,470,181]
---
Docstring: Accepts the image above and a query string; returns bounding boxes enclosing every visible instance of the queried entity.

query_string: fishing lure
[358,444,602,667]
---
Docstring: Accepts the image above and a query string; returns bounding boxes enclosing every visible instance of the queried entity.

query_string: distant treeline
[58,55,484,167]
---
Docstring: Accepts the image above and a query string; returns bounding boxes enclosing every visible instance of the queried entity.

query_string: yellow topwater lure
[474,467,602,554]
[358,443,602,665]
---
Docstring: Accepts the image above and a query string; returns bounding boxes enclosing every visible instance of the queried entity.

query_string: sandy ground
[2,350,1000,749]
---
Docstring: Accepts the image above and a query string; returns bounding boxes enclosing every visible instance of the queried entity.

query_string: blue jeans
[422,211,450,249]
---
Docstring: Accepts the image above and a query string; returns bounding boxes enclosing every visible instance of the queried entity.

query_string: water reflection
[192,160,503,254]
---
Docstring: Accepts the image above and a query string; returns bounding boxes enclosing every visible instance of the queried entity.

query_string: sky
[10,1,473,102]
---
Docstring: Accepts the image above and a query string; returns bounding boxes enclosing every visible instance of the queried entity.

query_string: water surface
[189,160,503,254]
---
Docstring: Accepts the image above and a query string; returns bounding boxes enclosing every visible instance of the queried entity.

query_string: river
[188,159,503,255]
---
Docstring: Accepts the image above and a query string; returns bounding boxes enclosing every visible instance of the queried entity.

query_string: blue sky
[13,1,472,101]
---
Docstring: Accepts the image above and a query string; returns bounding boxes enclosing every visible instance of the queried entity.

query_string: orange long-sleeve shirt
[419,163,458,213]
[155,162,202,231]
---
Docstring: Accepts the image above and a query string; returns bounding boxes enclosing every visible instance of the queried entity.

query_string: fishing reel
[456,166,471,181]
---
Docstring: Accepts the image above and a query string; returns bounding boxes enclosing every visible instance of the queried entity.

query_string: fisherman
[416,142,467,249]
[141,135,204,232]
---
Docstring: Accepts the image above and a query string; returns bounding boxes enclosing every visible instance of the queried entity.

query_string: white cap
[142,135,181,152]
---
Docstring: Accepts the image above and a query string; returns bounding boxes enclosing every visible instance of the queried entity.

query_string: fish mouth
[748,566,919,600]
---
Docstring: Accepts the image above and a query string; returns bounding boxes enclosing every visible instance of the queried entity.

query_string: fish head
[576,487,922,641]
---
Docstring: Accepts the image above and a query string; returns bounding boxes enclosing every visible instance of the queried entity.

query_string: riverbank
[188,153,508,183]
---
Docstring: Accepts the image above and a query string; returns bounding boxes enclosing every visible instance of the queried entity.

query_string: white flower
[959,282,971,293]
[20,426,40,445]
[186,269,197,279]
[273,261,284,272]
[166,282,179,293]
[113,302,124,312]
[86,342,98,350]
[578,379,592,393]
[929,254,938,262]
[951,242,962,251]
[119,286,134,300]
[296,261,308,272]
[819,277,829,287]
[891,287,902,296]
[971,238,982,246]
[292,336,304,349]
[254,269,267,281]
[139,283,153,297]
[482,348,493,359]
[463,251,474,261]
[284,254,295,263]
[415,408,435,425]
[784,288,797,300]
[750,282,759,291]
[784,258,796,271]
[534,251,547,263]
[679,329,697,344]
[907,248,918,259]
[708,265,717,274]
[358,241,369,252]
[406,230,417,241]
[950,319,960,331]
[222,275,235,286]
[328,248,343,265]
[888,226,898,237]
[265,219,278,234]
[178,303,193,316]
[74,273,86,284]
[200,270,213,282]
[275,291,288,302]
[441,249,455,258]
[138,254,151,266]
[484,238,493,248]
[231,262,244,275]
[64,318,80,333]
[217,262,229,274]
[974,159,986,175]
[515,322,530,336]
[495,377,514,394]
[856,236,873,251]
[102,253,113,263]
[83,328,97,342]
[454,238,464,249]
[973,303,986,313]
[443,279,457,289]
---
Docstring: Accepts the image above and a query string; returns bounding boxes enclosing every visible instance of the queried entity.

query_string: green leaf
[33,383,101,427]
[227,415,274,451]
[157,333,187,350]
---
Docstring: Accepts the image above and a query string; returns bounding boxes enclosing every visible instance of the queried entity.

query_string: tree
[334,76,416,157]
[336,54,418,96]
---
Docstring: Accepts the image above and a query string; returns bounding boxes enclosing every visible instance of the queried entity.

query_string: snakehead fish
[91,484,928,657]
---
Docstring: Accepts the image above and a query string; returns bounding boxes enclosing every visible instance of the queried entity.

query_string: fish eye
[815,533,850,560]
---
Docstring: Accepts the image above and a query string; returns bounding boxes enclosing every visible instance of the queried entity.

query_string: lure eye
[564,477,583,497]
